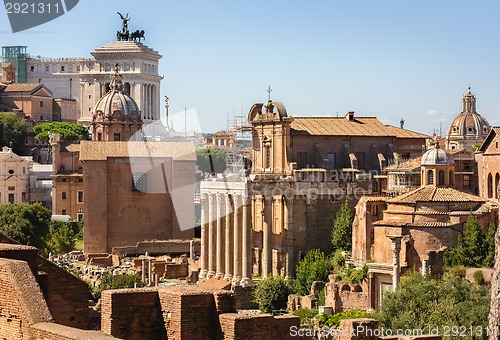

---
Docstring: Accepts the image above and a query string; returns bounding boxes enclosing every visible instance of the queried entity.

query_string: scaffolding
[227,114,252,149]
[2,46,28,83]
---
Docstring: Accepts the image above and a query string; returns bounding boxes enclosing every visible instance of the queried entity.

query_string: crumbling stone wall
[325,280,368,313]
[158,286,220,340]
[30,322,118,340]
[37,257,90,329]
[0,258,52,339]
[101,288,166,340]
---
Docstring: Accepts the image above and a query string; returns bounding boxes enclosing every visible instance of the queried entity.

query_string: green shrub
[253,275,294,313]
[331,198,354,252]
[332,249,346,270]
[473,270,485,285]
[293,308,318,328]
[447,265,466,279]
[317,310,374,327]
[377,272,490,339]
[338,266,368,284]
[317,288,326,306]
[294,249,333,296]
[92,271,144,300]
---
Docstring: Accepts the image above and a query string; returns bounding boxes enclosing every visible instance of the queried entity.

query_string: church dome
[445,87,490,150]
[92,64,141,122]
[421,143,454,165]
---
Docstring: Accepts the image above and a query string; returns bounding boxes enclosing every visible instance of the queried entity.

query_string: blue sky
[1,0,500,134]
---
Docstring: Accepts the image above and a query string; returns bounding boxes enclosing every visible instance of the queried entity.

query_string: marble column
[199,193,209,280]
[262,195,273,278]
[388,235,403,290]
[216,194,225,279]
[224,195,233,281]
[240,196,254,287]
[284,196,294,280]
[232,195,242,285]
[207,194,216,278]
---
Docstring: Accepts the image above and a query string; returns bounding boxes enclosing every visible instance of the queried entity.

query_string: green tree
[378,272,490,339]
[331,198,353,252]
[444,212,486,268]
[45,220,78,254]
[33,121,88,142]
[294,249,333,295]
[0,203,51,250]
[0,114,27,154]
[253,275,294,313]
[196,147,227,174]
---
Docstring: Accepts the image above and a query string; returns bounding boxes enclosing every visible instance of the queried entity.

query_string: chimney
[345,111,355,122]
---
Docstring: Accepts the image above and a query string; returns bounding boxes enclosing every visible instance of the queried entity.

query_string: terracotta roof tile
[2,83,41,92]
[290,116,428,138]
[388,186,485,203]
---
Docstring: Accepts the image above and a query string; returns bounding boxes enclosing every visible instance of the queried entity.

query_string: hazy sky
[1,0,500,134]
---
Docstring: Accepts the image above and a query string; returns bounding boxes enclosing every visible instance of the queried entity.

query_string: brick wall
[37,257,90,329]
[0,258,52,339]
[158,286,220,340]
[219,313,300,340]
[30,322,118,340]
[101,288,166,340]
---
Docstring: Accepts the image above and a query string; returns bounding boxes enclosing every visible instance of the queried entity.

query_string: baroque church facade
[199,99,428,284]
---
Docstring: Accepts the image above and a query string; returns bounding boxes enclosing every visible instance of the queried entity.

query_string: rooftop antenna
[267,85,272,101]
[184,107,187,135]
[439,122,442,137]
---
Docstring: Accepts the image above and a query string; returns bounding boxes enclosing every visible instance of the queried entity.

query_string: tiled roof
[361,195,390,202]
[404,222,452,228]
[385,156,422,171]
[388,186,485,203]
[290,116,428,138]
[478,127,500,152]
[79,141,196,161]
[2,83,41,92]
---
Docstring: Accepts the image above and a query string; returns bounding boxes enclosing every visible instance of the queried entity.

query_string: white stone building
[26,40,162,126]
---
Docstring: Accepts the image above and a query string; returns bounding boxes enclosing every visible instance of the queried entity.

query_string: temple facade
[199,99,428,284]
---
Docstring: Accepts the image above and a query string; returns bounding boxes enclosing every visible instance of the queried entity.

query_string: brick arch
[488,173,493,198]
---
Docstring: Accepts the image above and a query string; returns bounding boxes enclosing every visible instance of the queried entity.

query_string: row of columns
[141,83,158,120]
[94,81,159,121]
[199,193,253,287]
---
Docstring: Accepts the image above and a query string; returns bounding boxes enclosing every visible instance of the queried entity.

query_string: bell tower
[248,89,293,174]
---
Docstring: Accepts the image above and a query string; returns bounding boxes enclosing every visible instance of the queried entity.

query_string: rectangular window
[62,209,66,215]
[463,175,470,187]
[62,192,67,200]
[30,65,34,72]
[77,191,84,203]
[132,172,147,192]
[61,65,65,72]
[21,192,26,202]
[8,186,14,191]
[45,65,49,72]
[40,101,43,107]
[371,204,378,216]
[8,194,14,204]
[77,213,84,222]
[76,66,81,72]
[114,133,121,141]
[327,153,336,170]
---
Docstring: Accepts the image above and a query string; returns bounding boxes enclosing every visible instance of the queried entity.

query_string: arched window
[496,173,500,199]
[427,170,434,185]
[488,173,493,198]
[449,170,454,186]
[438,170,445,185]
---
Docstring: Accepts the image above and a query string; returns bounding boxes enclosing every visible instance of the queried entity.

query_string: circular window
[8,169,14,175]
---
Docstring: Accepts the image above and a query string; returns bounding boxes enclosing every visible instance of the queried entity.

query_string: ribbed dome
[421,144,454,165]
[445,87,490,150]
[92,64,141,122]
